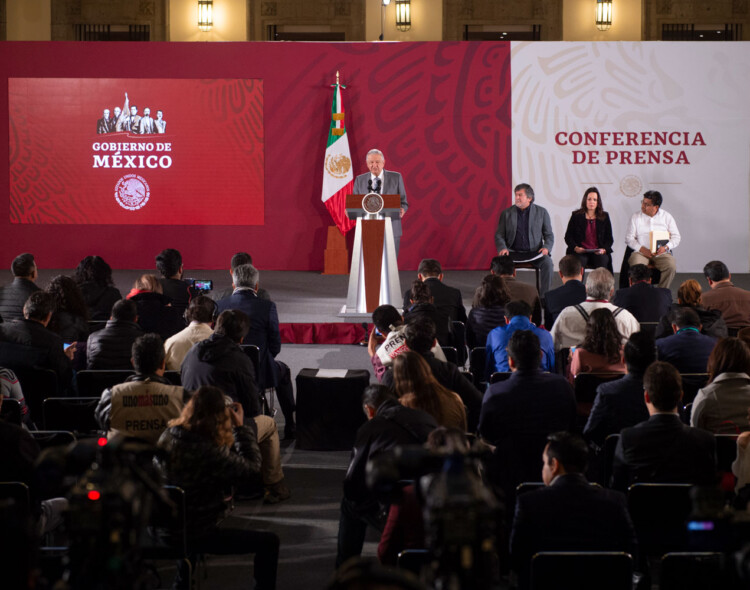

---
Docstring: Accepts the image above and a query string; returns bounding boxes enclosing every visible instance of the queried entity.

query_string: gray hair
[232,263,260,289]
[366,149,384,159]
[585,268,614,300]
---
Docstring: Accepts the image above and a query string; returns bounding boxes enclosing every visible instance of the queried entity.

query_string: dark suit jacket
[353,170,408,238]
[0,278,39,322]
[479,370,576,493]
[611,413,717,491]
[510,473,636,590]
[655,304,727,340]
[583,373,649,446]
[402,277,466,345]
[160,278,196,314]
[543,279,586,330]
[495,202,554,253]
[656,329,717,374]
[0,319,73,389]
[564,211,614,253]
[217,288,281,390]
[612,282,672,323]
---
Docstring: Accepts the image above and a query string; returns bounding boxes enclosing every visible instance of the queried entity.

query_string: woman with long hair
[46,275,89,343]
[158,385,279,589]
[74,255,122,321]
[564,187,614,272]
[392,351,467,431]
[691,337,750,434]
[467,274,511,348]
[655,279,727,339]
[568,308,625,383]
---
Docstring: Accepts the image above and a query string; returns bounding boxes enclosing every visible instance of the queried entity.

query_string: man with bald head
[353,149,408,255]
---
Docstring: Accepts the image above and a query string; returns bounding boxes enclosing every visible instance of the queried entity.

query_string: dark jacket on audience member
[160,278,195,315]
[611,413,717,491]
[655,304,727,340]
[180,332,261,419]
[0,319,72,389]
[656,329,717,374]
[0,278,39,322]
[217,289,281,391]
[78,281,122,321]
[344,399,437,508]
[86,319,143,370]
[612,282,672,323]
[403,302,450,346]
[466,305,506,349]
[402,277,467,346]
[129,291,185,340]
[543,280,586,330]
[583,373,649,447]
[49,311,89,344]
[381,350,482,432]
[510,473,636,590]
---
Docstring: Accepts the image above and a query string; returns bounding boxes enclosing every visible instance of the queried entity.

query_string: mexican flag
[321,81,355,234]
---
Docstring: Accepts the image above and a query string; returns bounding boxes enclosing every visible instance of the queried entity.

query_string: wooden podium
[338,193,402,317]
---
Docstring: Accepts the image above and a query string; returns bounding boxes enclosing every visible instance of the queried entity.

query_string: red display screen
[9,78,264,225]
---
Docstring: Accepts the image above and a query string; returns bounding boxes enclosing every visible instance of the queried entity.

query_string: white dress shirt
[625,208,681,252]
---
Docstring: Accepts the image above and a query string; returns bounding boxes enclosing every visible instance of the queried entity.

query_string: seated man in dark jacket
[156,248,197,315]
[181,309,289,504]
[86,299,143,370]
[335,384,438,567]
[543,255,586,330]
[612,264,672,323]
[611,361,717,491]
[511,431,636,590]
[0,252,40,322]
[381,317,482,431]
[0,291,74,393]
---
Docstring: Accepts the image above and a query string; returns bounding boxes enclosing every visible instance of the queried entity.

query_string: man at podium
[353,149,408,255]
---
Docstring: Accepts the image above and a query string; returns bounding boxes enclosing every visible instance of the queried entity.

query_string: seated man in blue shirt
[485,299,554,380]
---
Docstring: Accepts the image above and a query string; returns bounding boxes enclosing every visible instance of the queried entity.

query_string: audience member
[381,318,482,431]
[485,300,554,379]
[490,254,542,325]
[612,264,672,323]
[214,252,271,302]
[0,366,31,427]
[164,295,215,371]
[126,273,185,340]
[96,333,187,444]
[655,278,727,339]
[0,291,74,391]
[402,259,466,347]
[479,330,576,503]
[466,274,510,349]
[392,351,467,431]
[335,384,437,567]
[403,280,449,345]
[733,427,750,496]
[656,307,717,374]
[612,361,717,490]
[0,253,40,321]
[155,248,196,314]
[550,268,640,351]
[86,299,143,370]
[701,260,750,329]
[46,275,90,343]
[568,308,626,383]
[181,309,290,503]
[542,254,585,330]
[157,385,279,590]
[691,337,750,434]
[217,263,295,439]
[74,255,122,321]
[583,332,655,447]
[510,432,635,590]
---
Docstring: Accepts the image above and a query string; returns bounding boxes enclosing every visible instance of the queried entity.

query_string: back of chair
[714,434,738,473]
[163,371,182,386]
[638,322,658,338]
[451,321,467,366]
[628,483,693,557]
[440,346,458,365]
[516,482,545,496]
[680,373,709,405]
[660,552,725,590]
[469,347,486,389]
[76,370,134,398]
[10,367,59,425]
[531,551,632,590]
[29,430,77,450]
[489,371,512,384]
[574,373,623,406]
[397,549,431,576]
[0,398,22,426]
[43,397,100,435]
[0,481,31,519]
[142,485,191,585]
[555,347,570,375]
[240,345,260,378]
